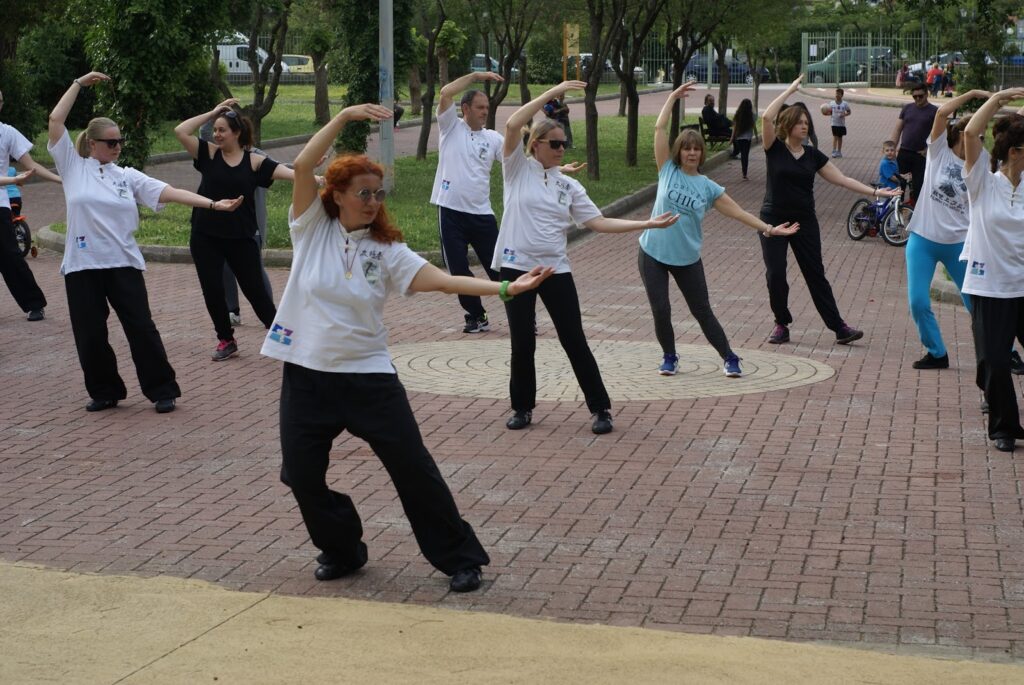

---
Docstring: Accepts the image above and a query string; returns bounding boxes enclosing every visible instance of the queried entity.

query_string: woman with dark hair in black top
[760,76,900,346]
[175,99,296,361]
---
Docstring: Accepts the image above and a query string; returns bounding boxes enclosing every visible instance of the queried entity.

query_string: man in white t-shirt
[430,71,505,333]
[0,90,63,321]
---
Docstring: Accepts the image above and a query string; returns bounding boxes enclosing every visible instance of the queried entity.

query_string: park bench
[697,116,732,150]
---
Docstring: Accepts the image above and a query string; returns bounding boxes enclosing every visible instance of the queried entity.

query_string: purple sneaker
[836,324,864,345]
[768,324,789,344]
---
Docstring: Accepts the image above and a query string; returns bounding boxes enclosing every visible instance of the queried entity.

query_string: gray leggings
[638,247,734,360]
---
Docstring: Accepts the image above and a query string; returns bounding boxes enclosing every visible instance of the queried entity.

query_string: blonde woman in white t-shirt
[264,103,551,593]
[962,88,1024,452]
[48,72,243,414]
[494,81,678,435]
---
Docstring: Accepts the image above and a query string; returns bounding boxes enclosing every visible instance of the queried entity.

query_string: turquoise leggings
[905,232,969,357]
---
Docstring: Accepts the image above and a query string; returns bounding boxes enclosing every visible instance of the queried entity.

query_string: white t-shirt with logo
[261,199,428,374]
[907,131,985,244]
[47,131,167,275]
[491,145,603,274]
[829,101,851,127]
[429,105,503,215]
[0,123,33,211]
[960,161,1024,298]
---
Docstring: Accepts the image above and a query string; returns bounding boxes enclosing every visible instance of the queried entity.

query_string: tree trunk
[409,67,422,116]
[313,59,330,125]
[439,53,450,86]
[585,91,600,180]
[625,78,640,166]
[518,54,531,104]
[618,83,627,117]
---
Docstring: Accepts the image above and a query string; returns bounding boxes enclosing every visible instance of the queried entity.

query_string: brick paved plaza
[2,88,1022,663]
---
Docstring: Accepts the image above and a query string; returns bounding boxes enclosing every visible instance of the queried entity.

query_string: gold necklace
[341,229,365,280]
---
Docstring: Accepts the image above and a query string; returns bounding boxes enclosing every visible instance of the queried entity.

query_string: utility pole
[380,0,395,189]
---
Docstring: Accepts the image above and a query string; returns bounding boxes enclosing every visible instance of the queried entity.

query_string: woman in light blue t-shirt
[640,83,798,378]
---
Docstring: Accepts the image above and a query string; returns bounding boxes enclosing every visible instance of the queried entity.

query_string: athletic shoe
[658,353,679,376]
[154,398,176,413]
[506,410,532,430]
[723,354,743,378]
[1011,351,1024,375]
[835,324,864,345]
[834,151,843,158]
[212,338,239,361]
[768,324,790,344]
[591,409,613,435]
[27,309,44,321]
[463,313,490,334]
[912,352,949,369]
[449,567,483,592]
[229,312,242,326]
[831,150,839,158]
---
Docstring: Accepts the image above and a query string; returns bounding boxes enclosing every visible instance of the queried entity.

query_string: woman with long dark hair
[263,103,552,591]
[729,98,756,180]
[48,72,242,413]
[174,99,296,361]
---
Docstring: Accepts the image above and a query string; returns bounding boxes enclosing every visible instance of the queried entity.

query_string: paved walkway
[3,88,1023,679]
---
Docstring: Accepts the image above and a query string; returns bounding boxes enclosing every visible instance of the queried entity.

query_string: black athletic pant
[897,148,927,204]
[222,231,273,316]
[0,207,45,313]
[279,363,490,575]
[500,268,611,414]
[734,139,751,177]
[971,295,1024,441]
[638,249,734,360]
[438,207,500,319]
[189,230,276,341]
[758,213,845,332]
[64,267,180,402]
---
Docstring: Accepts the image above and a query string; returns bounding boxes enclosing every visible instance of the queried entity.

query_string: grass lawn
[51,112,697,253]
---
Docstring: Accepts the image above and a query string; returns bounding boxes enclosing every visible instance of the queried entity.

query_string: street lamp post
[379,0,395,190]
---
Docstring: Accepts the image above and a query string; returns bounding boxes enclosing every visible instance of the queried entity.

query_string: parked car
[806,46,892,83]
[470,53,519,80]
[681,53,770,85]
[215,34,290,76]
[908,51,997,73]
[282,54,315,73]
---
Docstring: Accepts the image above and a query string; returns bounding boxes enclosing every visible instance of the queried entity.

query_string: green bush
[17,19,96,132]
[527,32,564,85]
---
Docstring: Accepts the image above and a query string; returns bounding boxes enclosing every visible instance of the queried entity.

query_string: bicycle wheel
[846,199,871,240]
[13,219,31,258]
[882,203,913,246]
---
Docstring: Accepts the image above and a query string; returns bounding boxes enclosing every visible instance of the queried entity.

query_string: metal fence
[802,31,1024,89]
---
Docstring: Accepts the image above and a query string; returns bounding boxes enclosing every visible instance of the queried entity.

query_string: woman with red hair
[262,103,552,593]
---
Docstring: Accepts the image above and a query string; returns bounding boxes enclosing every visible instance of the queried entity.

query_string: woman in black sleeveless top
[174,99,296,361]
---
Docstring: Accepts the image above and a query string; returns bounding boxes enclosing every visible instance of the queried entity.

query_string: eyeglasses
[93,138,125,148]
[352,188,387,203]
[538,139,568,150]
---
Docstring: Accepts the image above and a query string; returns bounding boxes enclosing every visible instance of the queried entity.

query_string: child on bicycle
[878,141,901,192]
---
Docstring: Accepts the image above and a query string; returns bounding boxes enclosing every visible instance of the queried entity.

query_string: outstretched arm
[0,169,33,186]
[818,162,902,197]
[292,103,393,217]
[438,72,503,114]
[410,263,553,296]
[503,81,587,157]
[584,211,679,234]
[655,81,697,169]
[930,89,991,142]
[964,88,1024,173]
[16,153,61,184]
[158,186,243,211]
[49,72,109,146]
[763,74,802,150]
[712,194,799,236]
[174,98,238,159]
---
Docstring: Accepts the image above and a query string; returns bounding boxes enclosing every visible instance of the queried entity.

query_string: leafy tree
[414,1,448,159]
[80,0,223,168]
[580,0,628,180]
[294,0,340,125]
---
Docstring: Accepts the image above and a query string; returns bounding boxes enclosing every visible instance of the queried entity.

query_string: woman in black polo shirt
[759,75,900,346]
[174,99,297,361]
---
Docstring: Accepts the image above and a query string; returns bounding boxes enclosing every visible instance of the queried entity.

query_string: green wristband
[499,280,513,302]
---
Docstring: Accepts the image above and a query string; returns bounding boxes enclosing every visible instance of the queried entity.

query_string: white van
[215,34,289,75]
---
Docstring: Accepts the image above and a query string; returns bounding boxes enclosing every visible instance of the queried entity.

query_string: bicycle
[10,199,35,258]
[846,181,913,247]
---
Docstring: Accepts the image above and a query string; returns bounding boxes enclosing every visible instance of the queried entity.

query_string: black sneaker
[768,324,789,344]
[449,567,482,592]
[463,313,490,333]
[27,309,44,321]
[506,410,532,430]
[591,409,613,435]
[154,398,176,413]
[912,352,949,370]
[85,398,118,412]
[1011,351,1024,375]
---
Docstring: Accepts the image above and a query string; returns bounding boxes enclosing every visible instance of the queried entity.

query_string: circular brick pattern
[390,340,834,401]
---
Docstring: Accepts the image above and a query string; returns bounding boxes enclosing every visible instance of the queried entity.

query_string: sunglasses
[94,138,125,148]
[913,94,926,99]
[352,188,387,203]
[537,139,568,150]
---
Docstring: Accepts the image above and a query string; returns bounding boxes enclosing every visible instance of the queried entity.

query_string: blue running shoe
[723,354,743,378]
[658,353,679,376]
